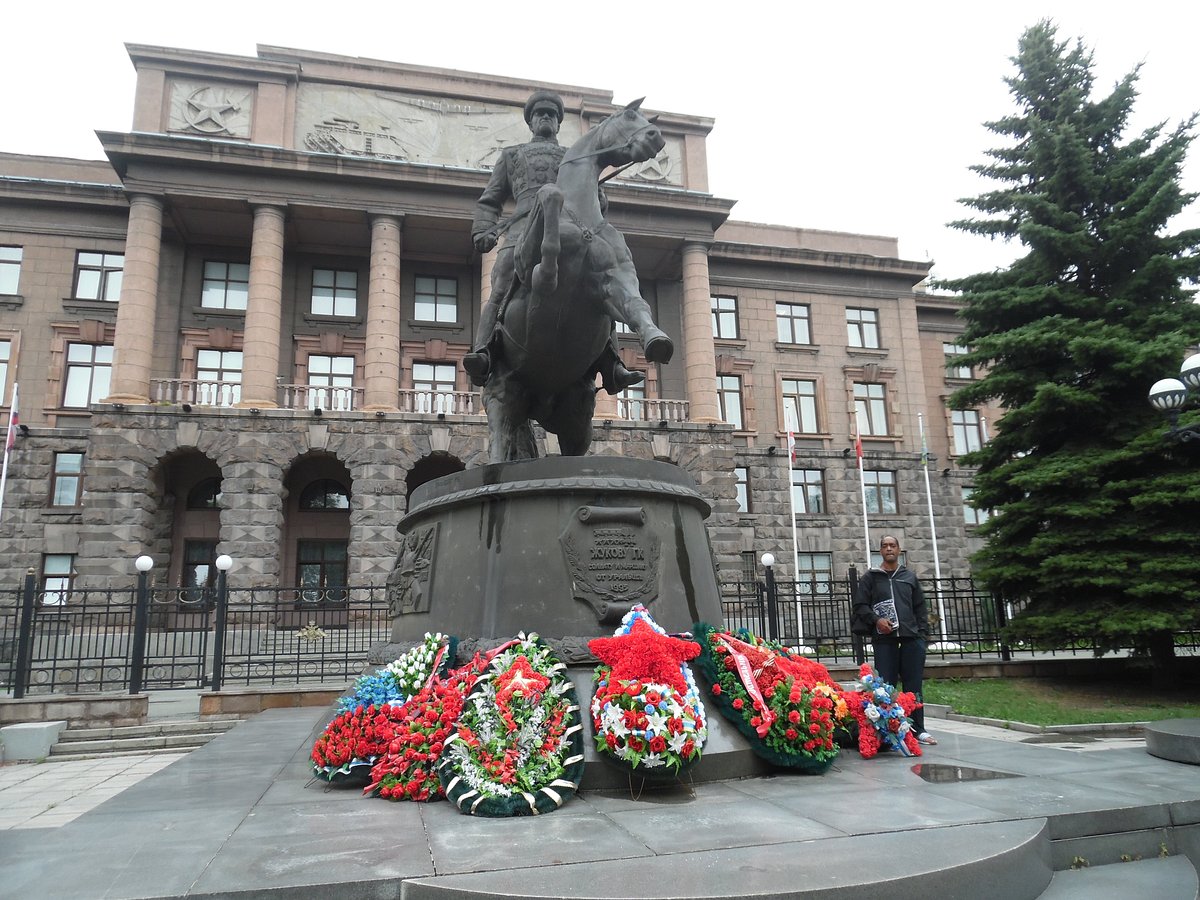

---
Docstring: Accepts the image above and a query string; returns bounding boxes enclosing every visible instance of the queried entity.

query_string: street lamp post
[760,552,779,641]
[209,555,234,692]
[1148,352,1200,443]
[129,555,154,695]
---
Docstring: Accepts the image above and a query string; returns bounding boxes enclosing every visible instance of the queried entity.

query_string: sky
[4,1,1199,281]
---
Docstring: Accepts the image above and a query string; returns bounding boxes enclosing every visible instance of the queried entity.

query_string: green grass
[923,677,1200,726]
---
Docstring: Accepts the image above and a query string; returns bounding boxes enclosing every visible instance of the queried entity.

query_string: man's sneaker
[917,732,938,746]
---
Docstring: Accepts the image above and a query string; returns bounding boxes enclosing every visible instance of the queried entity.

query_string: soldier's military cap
[523,91,565,125]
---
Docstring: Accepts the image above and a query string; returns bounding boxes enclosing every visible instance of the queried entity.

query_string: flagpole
[785,428,808,651]
[855,425,871,571]
[0,382,19,522]
[919,413,951,647]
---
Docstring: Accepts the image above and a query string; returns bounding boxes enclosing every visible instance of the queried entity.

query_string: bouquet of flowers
[312,632,456,784]
[436,634,585,817]
[335,632,455,713]
[366,653,489,802]
[310,702,404,785]
[588,605,707,779]
[692,623,846,773]
[846,664,922,758]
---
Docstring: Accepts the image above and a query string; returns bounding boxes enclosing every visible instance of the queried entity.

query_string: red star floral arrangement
[846,664,922,759]
[692,623,848,773]
[587,605,707,780]
[311,632,457,786]
[436,633,585,817]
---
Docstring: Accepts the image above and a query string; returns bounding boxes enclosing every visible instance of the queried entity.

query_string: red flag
[786,429,796,463]
[855,431,863,461]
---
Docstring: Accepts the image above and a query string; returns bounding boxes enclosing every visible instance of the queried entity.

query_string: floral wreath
[311,632,456,784]
[365,652,489,802]
[846,664,922,759]
[436,633,585,817]
[587,605,707,780]
[692,622,846,773]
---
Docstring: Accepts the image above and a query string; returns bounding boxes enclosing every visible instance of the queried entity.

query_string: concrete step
[402,819,1056,900]
[47,719,241,761]
[1038,855,1198,898]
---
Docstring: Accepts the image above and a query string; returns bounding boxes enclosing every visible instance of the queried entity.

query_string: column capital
[367,210,406,226]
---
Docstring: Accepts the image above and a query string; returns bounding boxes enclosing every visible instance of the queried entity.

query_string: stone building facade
[0,43,999,598]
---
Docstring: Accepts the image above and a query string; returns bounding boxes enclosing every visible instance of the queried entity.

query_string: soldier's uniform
[463,91,640,393]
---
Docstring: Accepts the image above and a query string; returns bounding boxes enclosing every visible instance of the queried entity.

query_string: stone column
[681,242,721,422]
[363,214,403,411]
[104,194,163,404]
[236,204,286,409]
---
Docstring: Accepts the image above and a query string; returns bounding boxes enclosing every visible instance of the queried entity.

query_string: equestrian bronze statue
[469,97,673,462]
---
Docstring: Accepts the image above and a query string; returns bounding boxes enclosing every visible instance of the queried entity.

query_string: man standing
[852,535,937,745]
[462,90,641,394]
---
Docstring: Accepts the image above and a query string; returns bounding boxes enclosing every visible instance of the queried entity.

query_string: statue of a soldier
[462,90,643,394]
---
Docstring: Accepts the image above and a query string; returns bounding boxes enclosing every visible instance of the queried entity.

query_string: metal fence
[719,569,1013,664]
[0,574,391,697]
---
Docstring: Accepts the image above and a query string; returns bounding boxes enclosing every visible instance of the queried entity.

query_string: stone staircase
[47,718,241,762]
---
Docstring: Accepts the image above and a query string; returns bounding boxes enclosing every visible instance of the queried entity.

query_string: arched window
[299,479,350,510]
[187,478,222,509]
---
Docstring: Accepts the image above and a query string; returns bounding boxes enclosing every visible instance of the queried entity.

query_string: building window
[0,339,10,401]
[50,452,84,507]
[944,342,973,379]
[412,362,457,414]
[846,307,880,349]
[791,468,825,514]
[863,469,899,514]
[795,552,833,595]
[297,540,349,603]
[782,378,819,433]
[41,554,74,606]
[853,382,889,436]
[0,247,21,295]
[614,320,632,335]
[299,479,350,510]
[711,295,739,339]
[62,343,113,408]
[73,252,124,301]
[201,261,249,310]
[181,540,219,605]
[776,302,811,345]
[195,349,243,406]
[617,382,646,421]
[952,409,984,455]
[307,354,355,410]
[414,276,458,323]
[311,268,358,317]
[740,550,757,581]
[963,486,991,526]
[716,375,744,429]
[734,466,751,513]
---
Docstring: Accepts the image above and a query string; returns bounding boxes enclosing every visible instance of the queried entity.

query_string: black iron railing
[0,578,391,697]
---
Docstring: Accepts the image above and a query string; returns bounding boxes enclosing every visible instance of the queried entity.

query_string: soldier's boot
[596,341,645,395]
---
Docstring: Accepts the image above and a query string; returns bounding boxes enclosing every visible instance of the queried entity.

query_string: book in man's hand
[873,598,899,629]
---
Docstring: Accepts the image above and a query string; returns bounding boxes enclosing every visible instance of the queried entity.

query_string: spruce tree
[941,21,1200,678]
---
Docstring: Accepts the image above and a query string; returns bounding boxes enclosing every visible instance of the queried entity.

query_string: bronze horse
[483,100,673,462]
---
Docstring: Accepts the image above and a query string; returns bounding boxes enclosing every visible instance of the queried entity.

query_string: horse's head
[594,98,666,167]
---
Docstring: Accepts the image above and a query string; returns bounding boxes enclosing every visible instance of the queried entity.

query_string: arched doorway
[282,453,352,624]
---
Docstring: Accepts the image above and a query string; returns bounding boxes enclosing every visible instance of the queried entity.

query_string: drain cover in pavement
[911,763,1023,783]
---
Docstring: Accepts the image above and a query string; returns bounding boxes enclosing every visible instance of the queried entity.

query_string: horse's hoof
[643,333,674,364]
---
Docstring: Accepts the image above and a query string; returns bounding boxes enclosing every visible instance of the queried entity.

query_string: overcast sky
[5,1,1199,281]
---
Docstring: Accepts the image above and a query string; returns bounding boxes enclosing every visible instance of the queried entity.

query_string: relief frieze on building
[167,80,254,138]
[293,83,683,184]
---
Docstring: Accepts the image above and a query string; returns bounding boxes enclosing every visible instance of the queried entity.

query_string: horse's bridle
[560,119,662,170]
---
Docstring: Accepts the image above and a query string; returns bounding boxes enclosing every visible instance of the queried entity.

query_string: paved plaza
[0,707,1197,899]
